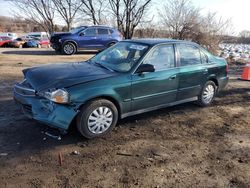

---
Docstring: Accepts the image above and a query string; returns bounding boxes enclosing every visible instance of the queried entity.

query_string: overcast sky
[0,0,249,35]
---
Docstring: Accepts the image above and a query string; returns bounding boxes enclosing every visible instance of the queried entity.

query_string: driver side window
[143,44,175,71]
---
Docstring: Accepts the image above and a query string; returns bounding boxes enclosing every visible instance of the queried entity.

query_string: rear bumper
[13,85,78,130]
[218,76,229,91]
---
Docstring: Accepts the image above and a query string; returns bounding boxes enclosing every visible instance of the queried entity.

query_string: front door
[78,28,98,48]
[131,44,179,111]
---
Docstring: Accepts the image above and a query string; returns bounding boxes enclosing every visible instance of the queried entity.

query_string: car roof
[89,25,116,29]
[124,38,198,47]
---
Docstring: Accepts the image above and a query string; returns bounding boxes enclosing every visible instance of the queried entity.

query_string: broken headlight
[40,89,70,104]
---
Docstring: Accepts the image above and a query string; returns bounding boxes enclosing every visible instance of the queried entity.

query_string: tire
[62,42,76,55]
[198,80,217,107]
[76,99,118,139]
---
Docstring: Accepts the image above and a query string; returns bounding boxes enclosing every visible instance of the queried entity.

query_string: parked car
[14,39,229,139]
[37,38,50,48]
[23,37,50,48]
[27,32,49,39]
[0,36,11,47]
[8,38,26,48]
[50,25,123,55]
[0,33,17,40]
[22,40,39,48]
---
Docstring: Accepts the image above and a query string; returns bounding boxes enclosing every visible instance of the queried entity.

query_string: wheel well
[208,78,218,87]
[79,96,121,119]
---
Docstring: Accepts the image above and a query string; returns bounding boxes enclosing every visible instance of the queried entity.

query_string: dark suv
[50,26,122,55]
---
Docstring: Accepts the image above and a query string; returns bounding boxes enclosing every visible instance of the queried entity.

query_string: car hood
[23,62,118,91]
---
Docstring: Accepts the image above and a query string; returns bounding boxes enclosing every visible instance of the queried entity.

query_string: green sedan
[14,39,229,138]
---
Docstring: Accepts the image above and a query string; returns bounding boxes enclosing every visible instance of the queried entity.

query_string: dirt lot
[0,48,250,188]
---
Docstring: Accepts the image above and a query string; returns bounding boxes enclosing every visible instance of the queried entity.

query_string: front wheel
[198,81,217,106]
[77,99,118,139]
[62,42,76,55]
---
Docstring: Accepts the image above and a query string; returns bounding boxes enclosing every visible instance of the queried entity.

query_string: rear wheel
[77,99,118,139]
[62,42,76,55]
[198,81,217,106]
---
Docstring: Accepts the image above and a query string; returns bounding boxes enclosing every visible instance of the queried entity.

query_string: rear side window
[143,44,175,71]
[177,44,201,66]
[97,28,109,35]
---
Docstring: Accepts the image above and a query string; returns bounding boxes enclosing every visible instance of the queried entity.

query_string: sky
[0,0,249,35]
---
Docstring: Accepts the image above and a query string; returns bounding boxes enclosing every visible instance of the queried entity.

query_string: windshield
[70,27,87,34]
[90,42,149,72]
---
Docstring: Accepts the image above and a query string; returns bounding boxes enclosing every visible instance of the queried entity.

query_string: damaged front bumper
[13,82,79,130]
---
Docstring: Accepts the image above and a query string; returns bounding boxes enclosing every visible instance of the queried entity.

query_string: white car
[0,33,17,40]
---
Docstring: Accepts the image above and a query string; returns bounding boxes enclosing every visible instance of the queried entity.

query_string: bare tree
[7,0,56,34]
[239,30,250,38]
[108,0,152,39]
[80,0,108,25]
[159,0,231,53]
[159,0,200,39]
[52,0,83,31]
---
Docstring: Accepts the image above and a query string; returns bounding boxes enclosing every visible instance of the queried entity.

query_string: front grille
[14,80,36,97]
[50,36,59,43]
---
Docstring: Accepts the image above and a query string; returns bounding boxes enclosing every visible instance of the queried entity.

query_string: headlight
[43,89,70,104]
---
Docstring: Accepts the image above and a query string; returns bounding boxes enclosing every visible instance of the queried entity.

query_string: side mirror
[136,64,155,74]
[79,32,85,36]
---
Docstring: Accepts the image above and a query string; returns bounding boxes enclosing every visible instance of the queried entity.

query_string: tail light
[226,63,229,75]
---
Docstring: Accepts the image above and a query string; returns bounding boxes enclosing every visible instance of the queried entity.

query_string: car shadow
[1,49,98,56]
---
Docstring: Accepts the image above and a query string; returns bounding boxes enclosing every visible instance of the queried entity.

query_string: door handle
[170,75,176,80]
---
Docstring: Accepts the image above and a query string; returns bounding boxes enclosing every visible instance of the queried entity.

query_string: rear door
[131,44,179,111]
[96,28,112,48]
[176,44,208,100]
[78,27,98,48]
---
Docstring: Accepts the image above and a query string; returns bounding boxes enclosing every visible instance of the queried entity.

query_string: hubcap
[202,84,215,104]
[87,106,113,134]
[64,44,74,54]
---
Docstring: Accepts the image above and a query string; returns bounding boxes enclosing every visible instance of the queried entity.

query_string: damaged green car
[14,39,228,139]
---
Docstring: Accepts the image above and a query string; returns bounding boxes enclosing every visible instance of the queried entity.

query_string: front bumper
[13,83,79,130]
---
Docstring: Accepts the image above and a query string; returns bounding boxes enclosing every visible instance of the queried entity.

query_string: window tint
[84,28,97,36]
[143,45,175,71]
[98,28,109,35]
[177,44,201,66]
